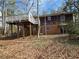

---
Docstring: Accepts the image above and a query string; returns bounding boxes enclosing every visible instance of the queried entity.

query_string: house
[6,12,74,37]
[39,12,73,34]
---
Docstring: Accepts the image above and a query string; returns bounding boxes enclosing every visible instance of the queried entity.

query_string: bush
[67,21,79,39]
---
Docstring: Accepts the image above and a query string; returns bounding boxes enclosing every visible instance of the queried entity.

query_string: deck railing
[6,14,28,23]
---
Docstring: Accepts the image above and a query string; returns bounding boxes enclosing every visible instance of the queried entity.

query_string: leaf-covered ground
[0,35,79,59]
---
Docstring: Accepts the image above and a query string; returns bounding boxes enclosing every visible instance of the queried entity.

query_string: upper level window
[48,16,51,21]
[60,15,65,22]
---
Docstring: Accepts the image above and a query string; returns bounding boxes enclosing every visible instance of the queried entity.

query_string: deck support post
[23,24,25,38]
[17,24,19,38]
[30,23,32,37]
[44,16,47,35]
[10,24,13,36]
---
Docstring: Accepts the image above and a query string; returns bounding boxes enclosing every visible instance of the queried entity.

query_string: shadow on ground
[0,33,22,40]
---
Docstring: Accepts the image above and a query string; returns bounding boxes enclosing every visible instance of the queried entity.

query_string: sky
[15,0,65,15]
[0,0,65,27]
[0,0,64,16]
[0,0,64,27]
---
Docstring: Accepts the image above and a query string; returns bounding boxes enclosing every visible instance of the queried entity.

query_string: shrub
[67,21,79,39]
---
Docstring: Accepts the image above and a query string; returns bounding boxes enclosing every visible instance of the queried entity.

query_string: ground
[0,35,79,59]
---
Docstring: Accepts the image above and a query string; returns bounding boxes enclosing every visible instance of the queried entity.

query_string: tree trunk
[38,18,40,38]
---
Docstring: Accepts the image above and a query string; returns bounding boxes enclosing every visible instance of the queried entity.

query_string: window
[48,16,51,21]
[60,15,65,22]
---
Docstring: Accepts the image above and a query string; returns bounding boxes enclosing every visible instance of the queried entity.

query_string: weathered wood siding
[40,16,60,34]
[39,14,73,34]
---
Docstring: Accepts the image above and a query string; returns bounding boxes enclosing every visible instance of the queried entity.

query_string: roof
[5,12,74,24]
[34,12,74,17]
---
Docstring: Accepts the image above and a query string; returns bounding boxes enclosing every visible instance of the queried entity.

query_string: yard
[0,35,79,59]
